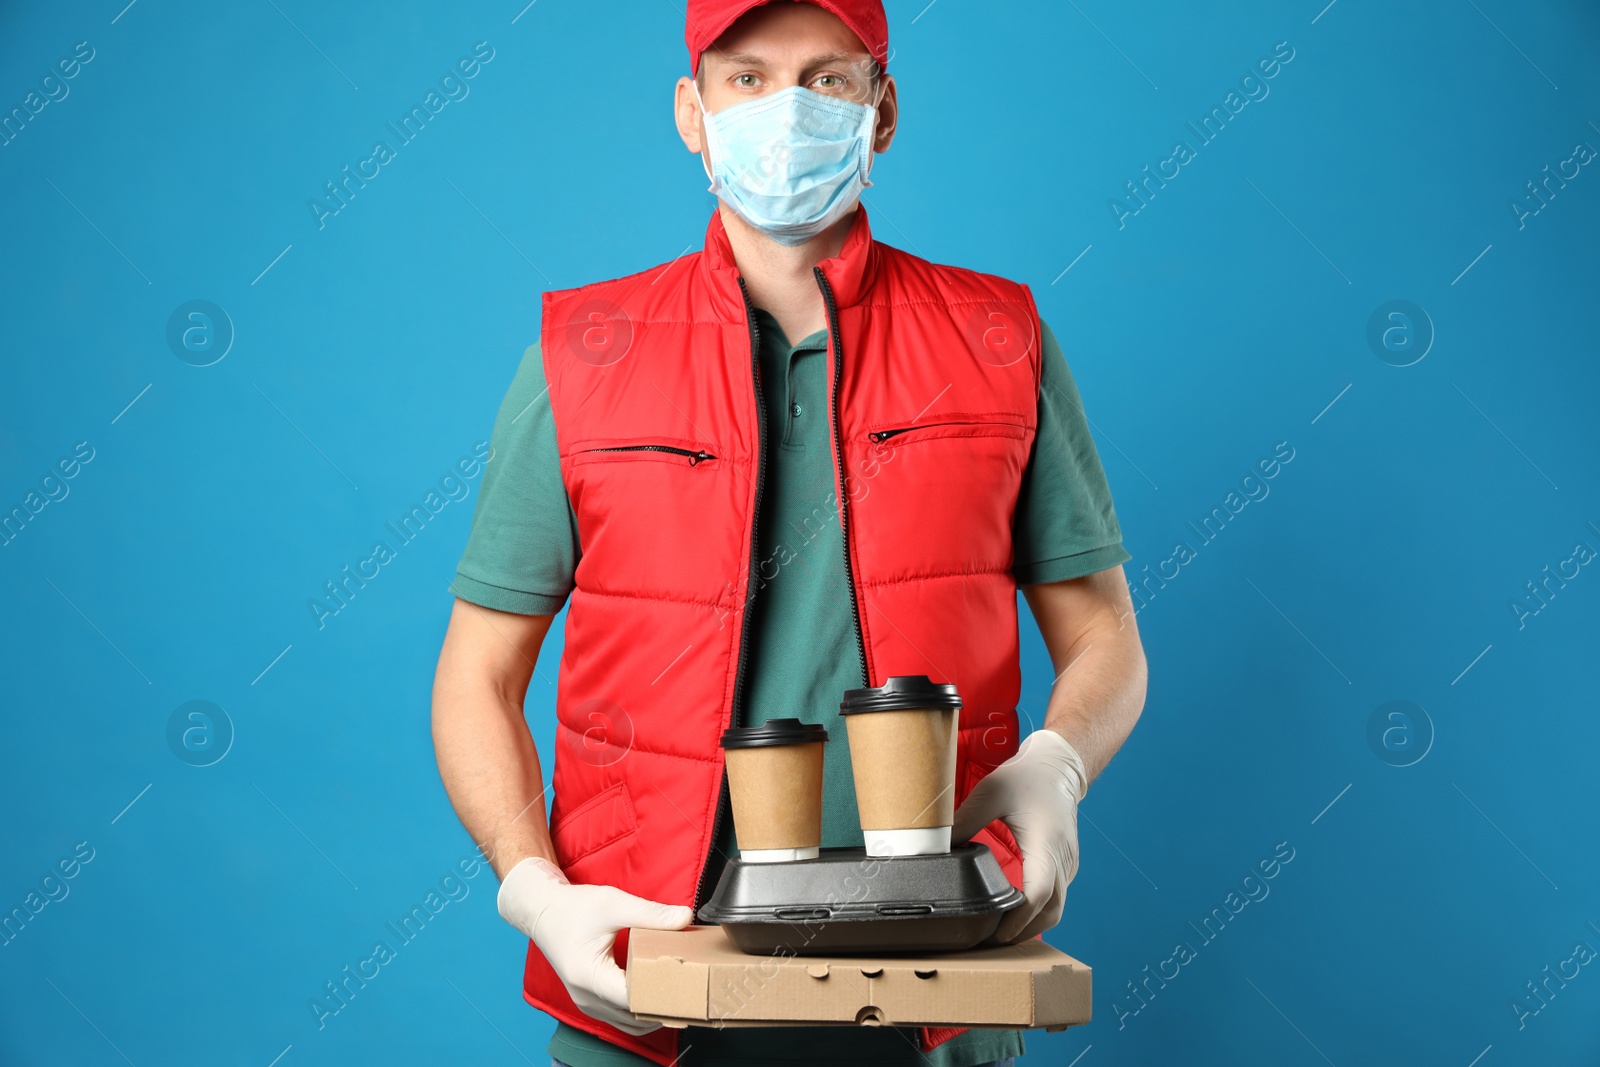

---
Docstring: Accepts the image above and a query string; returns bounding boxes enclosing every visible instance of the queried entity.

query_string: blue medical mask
[695,82,883,246]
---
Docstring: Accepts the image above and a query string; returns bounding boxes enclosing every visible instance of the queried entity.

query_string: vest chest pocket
[864,415,1031,450]
[572,443,717,467]
[849,414,1035,577]
[562,437,744,599]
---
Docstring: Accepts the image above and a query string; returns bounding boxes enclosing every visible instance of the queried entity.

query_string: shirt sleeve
[1011,319,1133,585]
[450,343,580,615]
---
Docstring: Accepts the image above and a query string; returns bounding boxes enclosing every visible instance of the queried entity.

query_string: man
[431,2,1148,1065]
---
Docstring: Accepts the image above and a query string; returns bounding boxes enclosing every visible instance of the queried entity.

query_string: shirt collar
[751,306,829,353]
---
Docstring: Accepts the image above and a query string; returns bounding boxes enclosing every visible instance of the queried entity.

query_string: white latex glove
[496,856,694,1035]
[952,728,1089,944]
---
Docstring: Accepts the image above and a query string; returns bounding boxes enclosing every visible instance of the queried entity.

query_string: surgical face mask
[695,81,883,246]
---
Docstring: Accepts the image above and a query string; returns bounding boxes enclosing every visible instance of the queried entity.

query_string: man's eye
[735,74,761,88]
[813,75,843,90]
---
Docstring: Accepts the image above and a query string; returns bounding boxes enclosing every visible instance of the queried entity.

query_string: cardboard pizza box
[627,924,1092,1030]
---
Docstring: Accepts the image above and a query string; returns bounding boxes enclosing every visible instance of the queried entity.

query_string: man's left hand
[952,728,1088,944]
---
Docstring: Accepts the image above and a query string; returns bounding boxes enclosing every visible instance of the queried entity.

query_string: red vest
[530,207,1044,1065]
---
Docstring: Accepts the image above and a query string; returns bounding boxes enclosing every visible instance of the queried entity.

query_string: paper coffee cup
[720,718,828,863]
[840,676,962,858]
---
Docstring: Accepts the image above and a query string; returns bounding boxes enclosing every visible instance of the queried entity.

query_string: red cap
[686,0,889,76]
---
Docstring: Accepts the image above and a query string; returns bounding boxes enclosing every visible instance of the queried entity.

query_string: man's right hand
[496,856,695,1035]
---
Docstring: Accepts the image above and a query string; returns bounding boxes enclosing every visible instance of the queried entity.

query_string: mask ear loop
[691,78,719,188]
[860,76,888,187]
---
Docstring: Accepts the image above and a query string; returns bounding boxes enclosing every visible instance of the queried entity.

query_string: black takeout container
[696,843,1025,955]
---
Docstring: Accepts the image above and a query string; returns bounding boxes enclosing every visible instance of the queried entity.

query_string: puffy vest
[529,206,1044,1065]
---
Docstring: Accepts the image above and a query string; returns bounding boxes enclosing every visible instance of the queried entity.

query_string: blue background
[2,1,1597,1064]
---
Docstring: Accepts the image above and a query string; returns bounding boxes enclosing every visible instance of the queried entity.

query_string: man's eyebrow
[800,51,861,67]
[711,50,869,68]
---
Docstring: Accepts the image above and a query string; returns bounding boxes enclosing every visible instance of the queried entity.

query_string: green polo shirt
[452,311,1129,1067]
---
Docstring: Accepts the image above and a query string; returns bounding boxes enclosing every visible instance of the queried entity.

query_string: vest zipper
[815,266,870,689]
[867,419,1027,444]
[581,444,715,465]
[692,276,766,913]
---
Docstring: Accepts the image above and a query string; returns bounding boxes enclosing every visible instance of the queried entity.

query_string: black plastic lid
[839,675,962,715]
[720,718,828,749]
[697,843,1023,925]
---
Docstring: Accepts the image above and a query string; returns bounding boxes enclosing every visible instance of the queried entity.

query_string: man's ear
[872,75,899,154]
[675,75,707,154]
